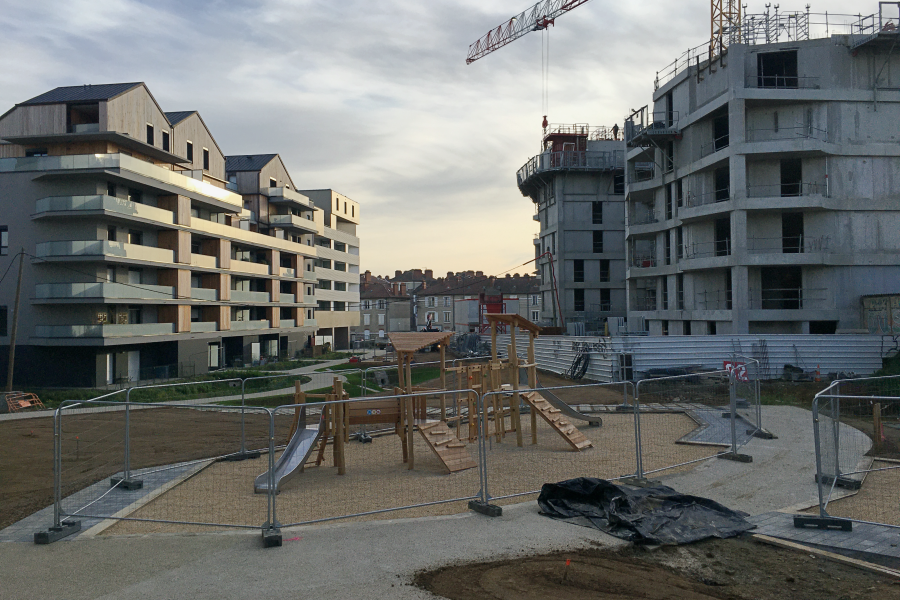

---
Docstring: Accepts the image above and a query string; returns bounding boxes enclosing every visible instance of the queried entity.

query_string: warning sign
[723,361,749,382]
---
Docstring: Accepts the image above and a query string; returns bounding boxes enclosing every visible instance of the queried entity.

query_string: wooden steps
[521,392,593,451]
[417,421,477,473]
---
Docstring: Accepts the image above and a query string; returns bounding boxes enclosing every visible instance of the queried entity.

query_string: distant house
[355,271,410,341]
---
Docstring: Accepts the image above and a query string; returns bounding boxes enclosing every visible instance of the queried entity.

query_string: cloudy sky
[0,0,861,277]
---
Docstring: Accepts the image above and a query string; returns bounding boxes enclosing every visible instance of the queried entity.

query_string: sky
[0,0,864,278]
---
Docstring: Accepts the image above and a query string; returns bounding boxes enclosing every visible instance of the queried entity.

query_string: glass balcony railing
[279,294,296,303]
[230,260,271,276]
[280,319,296,328]
[231,290,270,303]
[190,288,218,301]
[34,195,175,224]
[35,282,175,300]
[261,186,314,208]
[190,253,218,268]
[190,322,218,333]
[0,154,242,208]
[35,240,175,264]
[34,323,177,338]
[230,320,271,331]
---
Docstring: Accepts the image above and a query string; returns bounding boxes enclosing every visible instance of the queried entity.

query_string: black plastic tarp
[537,477,754,545]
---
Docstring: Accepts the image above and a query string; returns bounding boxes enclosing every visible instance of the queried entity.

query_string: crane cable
[541,26,550,124]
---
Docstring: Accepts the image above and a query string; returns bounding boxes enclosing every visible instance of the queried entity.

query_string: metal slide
[534,374,603,427]
[254,410,324,493]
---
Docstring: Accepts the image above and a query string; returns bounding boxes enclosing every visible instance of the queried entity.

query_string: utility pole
[6,249,24,392]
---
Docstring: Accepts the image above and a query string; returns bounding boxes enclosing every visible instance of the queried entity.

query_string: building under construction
[624,3,900,335]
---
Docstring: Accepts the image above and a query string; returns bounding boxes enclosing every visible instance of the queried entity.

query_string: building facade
[0,82,360,387]
[624,12,900,335]
[356,272,410,340]
[517,124,628,331]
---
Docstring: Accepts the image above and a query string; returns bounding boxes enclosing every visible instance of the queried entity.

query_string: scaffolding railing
[746,125,828,142]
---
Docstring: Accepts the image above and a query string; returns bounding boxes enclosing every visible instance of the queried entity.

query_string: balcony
[34,195,175,224]
[231,290,270,303]
[190,253,218,269]
[189,217,316,257]
[280,267,296,277]
[684,239,731,260]
[0,154,242,209]
[630,255,658,269]
[625,108,680,147]
[685,188,731,208]
[262,186,313,208]
[628,205,658,226]
[746,126,828,143]
[35,240,175,264]
[699,135,730,159]
[632,297,658,311]
[749,288,829,310]
[280,319,296,328]
[34,323,177,338]
[631,162,656,183]
[746,182,828,199]
[517,150,623,193]
[269,213,318,233]
[230,260,271,276]
[747,235,831,254]
[230,320,271,331]
[190,322,218,333]
[279,294,296,303]
[35,282,175,300]
[745,75,820,89]
[190,288,218,301]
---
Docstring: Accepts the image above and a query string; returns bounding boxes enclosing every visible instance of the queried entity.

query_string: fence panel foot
[34,520,81,544]
[814,474,862,490]
[262,523,282,548]
[793,515,852,531]
[716,451,752,463]
[751,428,776,440]
[618,476,661,488]
[220,450,261,462]
[110,476,143,490]
[468,500,502,517]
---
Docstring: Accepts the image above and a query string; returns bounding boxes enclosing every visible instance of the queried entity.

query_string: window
[677,226,684,259]
[714,166,730,201]
[757,50,798,88]
[107,266,116,282]
[318,300,331,311]
[427,297,435,307]
[334,242,346,252]
[378,313,385,325]
[334,261,347,272]
[661,276,669,310]
[665,230,672,265]
[186,141,194,162]
[378,329,385,338]
[443,311,451,323]
[127,188,142,204]
[191,307,201,323]
[677,273,685,310]
[0,306,7,336]
[127,268,142,284]
[317,280,332,290]
[146,124,154,145]
[531,310,539,322]
[334,301,346,311]
[0,226,8,255]
[592,231,603,253]
[377,299,386,309]
[334,282,347,291]
[203,148,210,171]
[128,306,143,324]
[613,172,625,195]
[676,179,683,208]
[127,230,142,245]
[162,131,170,152]
[530,294,539,305]
[600,259,610,282]
[443,296,450,307]
[107,182,116,197]
[573,259,584,282]
[352,206,355,217]
[307,309,313,320]
[781,158,802,197]
[363,314,371,325]
[269,178,277,188]
[344,202,347,213]
[25,148,48,157]
[600,289,611,311]
[574,289,585,312]
[592,202,602,224]
[665,185,673,220]
[362,300,371,310]
[664,141,674,173]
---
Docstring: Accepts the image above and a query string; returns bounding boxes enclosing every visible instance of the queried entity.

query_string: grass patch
[216,393,297,409]
[315,362,363,372]
[759,380,826,408]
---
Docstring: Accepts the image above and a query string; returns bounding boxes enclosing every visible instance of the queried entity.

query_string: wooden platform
[521,392,593,451]
[417,420,477,473]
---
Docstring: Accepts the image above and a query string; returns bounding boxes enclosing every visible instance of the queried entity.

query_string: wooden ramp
[521,392,593,451]
[417,421,477,473]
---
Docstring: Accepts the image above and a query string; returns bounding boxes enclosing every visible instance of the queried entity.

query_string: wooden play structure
[4,391,45,413]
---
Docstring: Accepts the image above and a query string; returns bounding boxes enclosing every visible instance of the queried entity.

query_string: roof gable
[20,82,143,105]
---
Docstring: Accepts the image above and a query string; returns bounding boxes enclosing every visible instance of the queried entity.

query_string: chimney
[475,271,483,277]
[447,271,453,278]
[505,273,511,278]
[395,270,402,278]
[364,270,372,283]
[424,269,433,279]
[514,273,520,278]
[392,282,398,293]
[400,283,407,295]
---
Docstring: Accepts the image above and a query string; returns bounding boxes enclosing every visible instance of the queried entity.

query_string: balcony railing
[746,75,821,89]
[230,320,271,331]
[749,287,829,310]
[632,297,658,311]
[230,260,271,276]
[34,323,177,338]
[281,267,296,277]
[35,240,175,264]
[747,235,831,254]
[746,126,828,143]
[34,195,175,224]
[281,319,296,328]
[685,188,731,208]
[190,288,218,301]
[631,255,658,268]
[684,239,731,259]
[624,109,681,145]
[231,290,270,303]
[261,186,313,208]
[631,162,656,182]
[746,182,827,198]
[190,322,218,333]
[629,206,658,226]
[0,154,242,208]
[269,213,318,233]
[279,294,296,304]
[695,290,733,310]
[517,150,623,185]
[699,134,730,158]
[35,282,175,300]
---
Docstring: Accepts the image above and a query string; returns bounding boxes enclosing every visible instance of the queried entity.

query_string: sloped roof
[361,279,408,300]
[418,274,540,297]
[388,331,454,354]
[225,154,279,172]
[164,110,196,125]
[21,83,143,105]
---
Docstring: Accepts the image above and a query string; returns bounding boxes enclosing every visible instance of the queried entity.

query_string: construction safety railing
[630,161,656,183]
[748,287,830,310]
[628,205,658,226]
[747,235,832,254]
[683,239,731,260]
[699,134,730,159]
[685,187,731,208]
[745,74,821,89]
[746,182,828,198]
[516,150,624,186]
[746,125,828,143]
[798,374,900,531]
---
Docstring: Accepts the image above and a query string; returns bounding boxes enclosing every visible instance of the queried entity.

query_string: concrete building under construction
[624,4,900,335]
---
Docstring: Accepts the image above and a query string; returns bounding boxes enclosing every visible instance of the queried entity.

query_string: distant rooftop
[225,154,279,172]
[20,82,143,105]
[164,111,196,125]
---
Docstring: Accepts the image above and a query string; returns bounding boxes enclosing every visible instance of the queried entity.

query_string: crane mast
[466,0,594,64]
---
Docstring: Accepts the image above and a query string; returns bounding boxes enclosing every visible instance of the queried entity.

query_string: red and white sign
[723,361,749,382]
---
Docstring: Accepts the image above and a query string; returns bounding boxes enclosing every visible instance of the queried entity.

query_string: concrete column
[158,230,190,264]
[732,265,750,333]
[269,249,280,276]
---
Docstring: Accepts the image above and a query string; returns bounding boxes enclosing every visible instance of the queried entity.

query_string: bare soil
[415,536,899,600]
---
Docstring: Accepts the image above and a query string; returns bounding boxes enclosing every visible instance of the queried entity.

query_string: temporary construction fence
[796,374,900,532]
[36,369,762,546]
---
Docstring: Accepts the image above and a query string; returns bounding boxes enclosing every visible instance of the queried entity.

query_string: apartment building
[299,189,361,350]
[356,272,410,339]
[623,8,900,335]
[415,272,541,333]
[0,82,359,387]
[516,124,628,330]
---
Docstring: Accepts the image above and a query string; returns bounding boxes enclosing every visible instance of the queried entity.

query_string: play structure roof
[484,313,541,335]
[388,331,455,354]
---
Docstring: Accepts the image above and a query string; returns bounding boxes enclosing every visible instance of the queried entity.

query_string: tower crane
[465,0,594,64]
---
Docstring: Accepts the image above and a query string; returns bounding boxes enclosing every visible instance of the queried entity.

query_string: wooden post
[874,402,883,454]
[509,326,523,447]
[333,394,345,475]
[287,381,306,442]
[439,343,447,422]
[490,318,497,361]
[396,353,405,390]
[528,331,537,444]
[334,378,349,443]
[396,386,408,463]
[5,250,24,392]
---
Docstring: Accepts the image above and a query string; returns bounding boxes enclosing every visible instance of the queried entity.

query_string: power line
[0,250,22,288]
